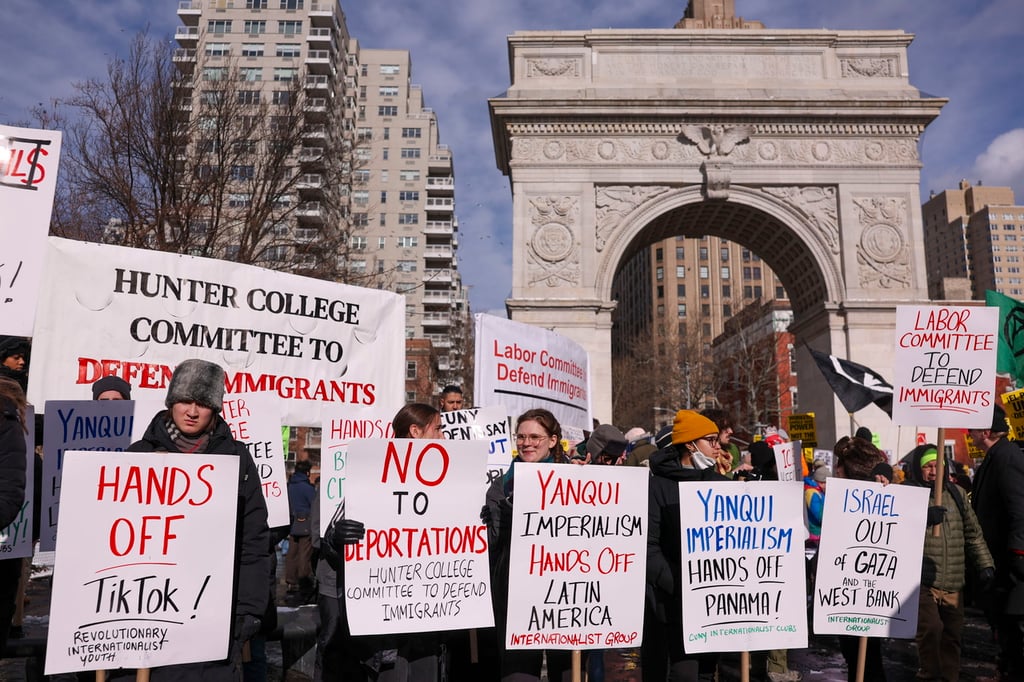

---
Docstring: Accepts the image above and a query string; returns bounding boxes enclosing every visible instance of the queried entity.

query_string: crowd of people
[1,333,1023,682]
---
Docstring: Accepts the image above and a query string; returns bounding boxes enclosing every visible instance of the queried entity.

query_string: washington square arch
[488,1,946,448]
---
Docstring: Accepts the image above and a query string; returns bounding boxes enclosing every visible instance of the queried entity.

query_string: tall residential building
[355,47,468,388]
[922,180,1024,299]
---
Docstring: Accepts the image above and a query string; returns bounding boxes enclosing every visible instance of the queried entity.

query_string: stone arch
[597,185,843,321]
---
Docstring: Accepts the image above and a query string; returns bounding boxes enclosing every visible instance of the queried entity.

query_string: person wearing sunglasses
[643,410,731,682]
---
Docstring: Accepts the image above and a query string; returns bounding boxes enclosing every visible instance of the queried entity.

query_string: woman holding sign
[484,408,572,682]
[0,376,27,656]
[644,410,730,682]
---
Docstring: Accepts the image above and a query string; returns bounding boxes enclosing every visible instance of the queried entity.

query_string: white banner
[0,405,35,557]
[221,393,289,528]
[474,314,591,431]
[344,439,494,634]
[45,451,239,675]
[40,400,136,552]
[893,305,998,428]
[679,481,808,652]
[0,125,62,335]
[813,478,928,638]
[27,237,405,426]
[506,463,647,650]
[772,441,801,484]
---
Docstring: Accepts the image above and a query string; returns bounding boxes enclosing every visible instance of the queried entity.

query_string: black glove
[1009,553,1024,583]
[480,504,492,526]
[331,518,366,548]
[926,505,947,526]
[234,614,261,642]
[978,566,996,591]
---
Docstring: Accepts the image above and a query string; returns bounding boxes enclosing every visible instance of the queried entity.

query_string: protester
[484,408,571,682]
[644,410,731,682]
[701,408,741,471]
[904,443,993,682]
[0,377,28,655]
[970,405,1024,681]
[127,359,270,680]
[285,459,316,599]
[0,336,29,391]
[91,375,132,400]
[438,384,464,412]
[804,462,830,541]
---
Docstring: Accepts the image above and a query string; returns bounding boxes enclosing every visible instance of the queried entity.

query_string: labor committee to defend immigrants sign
[343,438,494,635]
[45,451,239,675]
[505,463,648,651]
[27,237,405,426]
[678,481,808,653]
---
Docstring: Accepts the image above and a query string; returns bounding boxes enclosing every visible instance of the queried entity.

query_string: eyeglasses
[697,435,721,447]
[515,434,549,444]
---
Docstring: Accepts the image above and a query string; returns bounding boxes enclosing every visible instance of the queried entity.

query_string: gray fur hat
[165,359,225,412]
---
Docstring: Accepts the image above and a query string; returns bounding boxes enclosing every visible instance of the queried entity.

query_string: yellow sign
[1004,388,1024,442]
[787,413,817,448]
[964,432,986,460]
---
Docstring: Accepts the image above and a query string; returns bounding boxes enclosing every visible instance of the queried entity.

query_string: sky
[3,0,1023,316]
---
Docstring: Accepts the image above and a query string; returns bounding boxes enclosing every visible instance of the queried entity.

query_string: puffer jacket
[904,444,992,592]
[0,397,26,529]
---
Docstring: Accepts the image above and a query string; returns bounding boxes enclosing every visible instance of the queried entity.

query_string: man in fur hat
[128,359,270,680]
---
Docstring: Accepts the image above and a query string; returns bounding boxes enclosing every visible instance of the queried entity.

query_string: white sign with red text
[772,441,801,483]
[0,124,62,335]
[221,393,289,527]
[27,237,405,425]
[474,314,591,432]
[45,451,238,675]
[506,463,648,650]
[893,305,998,428]
[343,438,494,634]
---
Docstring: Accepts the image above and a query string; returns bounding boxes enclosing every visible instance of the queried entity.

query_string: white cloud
[973,129,1024,198]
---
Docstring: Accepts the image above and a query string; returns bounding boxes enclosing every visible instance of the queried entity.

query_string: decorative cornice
[503,121,927,137]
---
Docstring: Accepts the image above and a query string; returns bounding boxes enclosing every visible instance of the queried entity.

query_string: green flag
[986,289,1024,381]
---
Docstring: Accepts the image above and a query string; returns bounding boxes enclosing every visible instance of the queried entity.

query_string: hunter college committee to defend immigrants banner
[27,238,405,426]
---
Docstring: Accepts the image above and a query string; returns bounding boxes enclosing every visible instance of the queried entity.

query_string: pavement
[1,556,1003,681]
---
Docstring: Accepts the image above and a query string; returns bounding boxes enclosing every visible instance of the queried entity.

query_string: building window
[202,67,228,81]
[656,266,664,281]
[231,165,255,181]
[280,0,303,8]
[205,42,230,57]
[382,127,390,140]
[723,304,732,317]
[352,190,369,205]
[397,260,418,272]
[379,213,386,226]
[379,86,399,97]
[677,303,687,318]
[379,105,398,116]
[699,246,708,260]
[398,236,418,247]
[356,127,372,141]
[273,67,297,82]
[200,91,225,105]
[406,361,417,380]
[701,304,711,316]
[400,170,421,181]
[721,266,730,279]
[699,266,709,279]
[400,148,421,159]
[722,284,730,298]
[399,213,419,225]
[228,193,252,208]
[208,20,232,33]
[676,246,685,259]
[244,20,267,34]
[240,43,263,57]
[278,20,302,35]
[402,127,422,138]
[677,284,686,297]
[657,285,664,298]
[656,247,663,261]
[676,265,685,278]
[720,247,729,262]
[350,236,367,251]
[246,0,267,7]
[380,64,401,75]
[378,237,386,249]
[238,67,262,81]
[276,43,301,58]
[700,285,710,298]
[351,213,368,227]
[272,90,291,105]
[776,285,786,299]
[399,191,419,201]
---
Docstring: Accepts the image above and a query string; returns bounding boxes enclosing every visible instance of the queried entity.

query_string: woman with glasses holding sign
[483,408,572,682]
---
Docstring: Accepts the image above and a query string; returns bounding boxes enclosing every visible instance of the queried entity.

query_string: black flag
[809,348,893,417]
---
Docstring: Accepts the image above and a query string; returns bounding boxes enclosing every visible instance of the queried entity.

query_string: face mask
[691,449,717,470]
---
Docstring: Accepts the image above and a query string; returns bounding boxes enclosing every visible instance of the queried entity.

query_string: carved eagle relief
[680,124,753,157]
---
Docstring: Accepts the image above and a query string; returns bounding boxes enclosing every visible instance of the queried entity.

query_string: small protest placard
[221,393,288,527]
[813,478,928,638]
[679,481,808,652]
[440,406,513,460]
[343,439,494,634]
[787,414,817,448]
[45,451,239,675]
[505,463,648,650]
[772,441,801,483]
[1,405,35,557]
[40,400,136,551]
[1003,387,1024,441]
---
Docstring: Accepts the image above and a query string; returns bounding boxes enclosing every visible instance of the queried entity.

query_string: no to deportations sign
[343,439,494,635]
[27,237,405,426]
[45,451,239,675]
[506,464,648,651]
[679,482,807,653]
[813,478,927,638]
[893,305,998,428]
[474,314,592,432]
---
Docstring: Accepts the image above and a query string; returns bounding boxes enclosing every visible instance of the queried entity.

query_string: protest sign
[40,400,135,552]
[343,438,494,634]
[319,404,398,537]
[27,237,405,426]
[221,393,289,527]
[474,314,591,431]
[772,441,801,483]
[812,449,834,470]
[505,463,647,650]
[1,405,35,558]
[440,406,513,458]
[1003,387,1024,441]
[893,305,998,428]
[787,414,817,448]
[813,478,928,638]
[0,124,62,335]
[679,481,807,652]
[45,451,239,675]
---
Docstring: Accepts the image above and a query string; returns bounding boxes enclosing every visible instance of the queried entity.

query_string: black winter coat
[972,436,1024,567]
[0,398,26,530]
[128,411,271,622]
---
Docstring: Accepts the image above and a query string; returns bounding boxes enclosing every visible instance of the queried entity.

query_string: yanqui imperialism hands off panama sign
[45,452,239,675]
